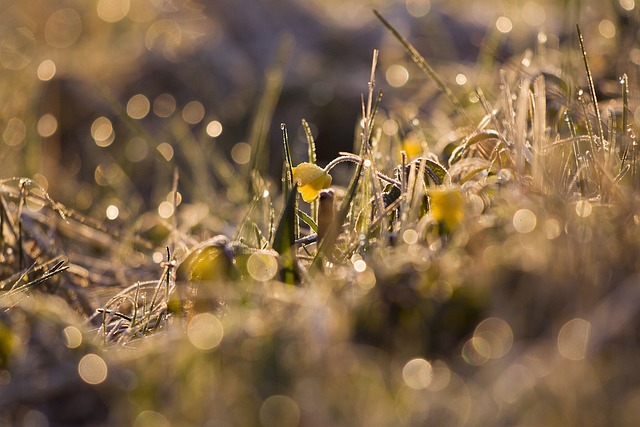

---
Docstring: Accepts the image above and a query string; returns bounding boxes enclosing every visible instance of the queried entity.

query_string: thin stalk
[577,25,605,147]
[374,10,471,126]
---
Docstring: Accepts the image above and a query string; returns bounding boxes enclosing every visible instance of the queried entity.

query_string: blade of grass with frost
[577,25,605,148]
[373,10,471,126]
[2,259,68,299]
[500,70,516,142]
[248,34,293,175]
[302,119,319,222]
[515,77,530,177]
[273,183,298,285]
[281,123,299,240]
[621,74,632,167]
[302,119,317,165]
[533,75,546,190]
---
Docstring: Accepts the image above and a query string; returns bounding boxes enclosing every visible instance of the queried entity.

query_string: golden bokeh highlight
[402,358,433,390]
[45,9,82,49]
[246,252,278,282]
[91,117,115,147]
[134,410,171,427]
[37,114,58,138]
[182,100,205,124]
[37,59,56,81]
[231,142,252,165]
[557,318,591,360]
[78,353,108,385]
[386,64,409,88]
[513,209,536,233]
[206,120,223,138]
[187,313,224,351]
[3,118,26,147]
[259,395,301,427]
[405,0,431,17]
[97,0,131,23]
[473,317,513,359]
[462,336,491,366]
[63,326,83,349]
[156,143,174,161]
[157,201,174,219]
[106,204,120,220]
[127,94,151,120]
[153,93,177,117]
[496,16,513,33]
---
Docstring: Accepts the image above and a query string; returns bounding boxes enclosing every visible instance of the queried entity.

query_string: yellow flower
[401,133,423,161]
[292,162,332,202]
[429,188,464,231]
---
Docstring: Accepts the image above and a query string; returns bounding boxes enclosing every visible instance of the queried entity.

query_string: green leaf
[296,209,318,233]
[405,157,449,186]
[273,183,298,284]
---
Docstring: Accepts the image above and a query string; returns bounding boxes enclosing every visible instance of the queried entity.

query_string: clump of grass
[2,4,640,426]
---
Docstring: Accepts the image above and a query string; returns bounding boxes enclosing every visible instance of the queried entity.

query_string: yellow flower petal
[292,162,332,202]
[429,188,464,231]
[401,134,423,161]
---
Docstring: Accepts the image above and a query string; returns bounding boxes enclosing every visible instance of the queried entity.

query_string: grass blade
[273,183,298,284]
[373,10,471,126]
[576,25,605,147]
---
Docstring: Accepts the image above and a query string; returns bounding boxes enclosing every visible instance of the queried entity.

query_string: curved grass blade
[374,10,471,126]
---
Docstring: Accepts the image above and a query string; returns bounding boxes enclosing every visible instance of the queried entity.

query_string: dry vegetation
[1,1,640,426]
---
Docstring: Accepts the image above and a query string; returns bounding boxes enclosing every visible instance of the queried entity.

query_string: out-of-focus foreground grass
[1,0,640,426]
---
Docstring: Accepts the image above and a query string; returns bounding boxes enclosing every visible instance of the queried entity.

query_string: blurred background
[0,0,636,215]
